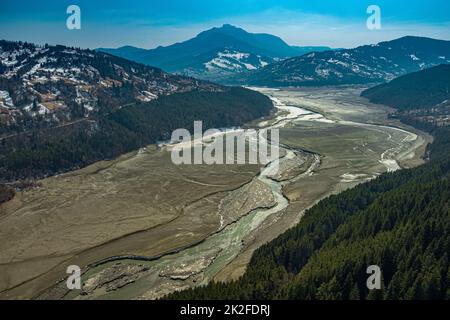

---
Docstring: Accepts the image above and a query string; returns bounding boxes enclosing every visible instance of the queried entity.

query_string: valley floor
[0,86,431,299]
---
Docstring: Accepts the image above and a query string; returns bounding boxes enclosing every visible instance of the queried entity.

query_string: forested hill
[0,87,272,182]
[361,64,450,111]
[0,40,274,183]
[168,126,450,300]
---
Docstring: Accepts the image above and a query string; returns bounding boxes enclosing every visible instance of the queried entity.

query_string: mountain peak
[204,24,247,36]
[98,25,331,81]
[220,24,239,30]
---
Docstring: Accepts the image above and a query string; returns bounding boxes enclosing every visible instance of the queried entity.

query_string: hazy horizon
[1,1,449,50]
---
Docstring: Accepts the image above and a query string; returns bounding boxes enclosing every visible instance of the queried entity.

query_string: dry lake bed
[0,86,431,299]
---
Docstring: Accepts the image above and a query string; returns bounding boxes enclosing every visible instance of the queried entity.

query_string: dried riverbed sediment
[40,90,319,300]
[0,86,429,300]
[50,87,429,300]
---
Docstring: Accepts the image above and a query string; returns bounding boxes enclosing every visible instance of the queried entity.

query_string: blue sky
[1,0,449,49]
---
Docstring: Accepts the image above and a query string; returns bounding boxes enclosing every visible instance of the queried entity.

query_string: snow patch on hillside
[204,50,271,73]
[0,90,14,108]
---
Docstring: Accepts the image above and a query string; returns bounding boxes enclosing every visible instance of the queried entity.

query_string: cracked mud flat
[0,86,431,300]
[0,148,262,299]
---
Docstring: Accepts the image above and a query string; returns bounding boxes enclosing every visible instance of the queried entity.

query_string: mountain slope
[361,64,450,111]
[230,36,450,86]
[0,40,221,123]
[0,40,273,181]
[99,24,331,81]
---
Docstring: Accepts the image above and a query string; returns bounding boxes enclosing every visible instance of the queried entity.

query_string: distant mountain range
[362,64,450,111]
[230,36,450,86]
[98,24,331,81]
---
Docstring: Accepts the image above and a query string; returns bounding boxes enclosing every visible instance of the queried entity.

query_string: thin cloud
[0,7,449,49]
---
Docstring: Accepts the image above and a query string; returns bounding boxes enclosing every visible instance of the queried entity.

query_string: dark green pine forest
[167,125,450,300]
[361,64,450,111]
[0,87,272,182]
